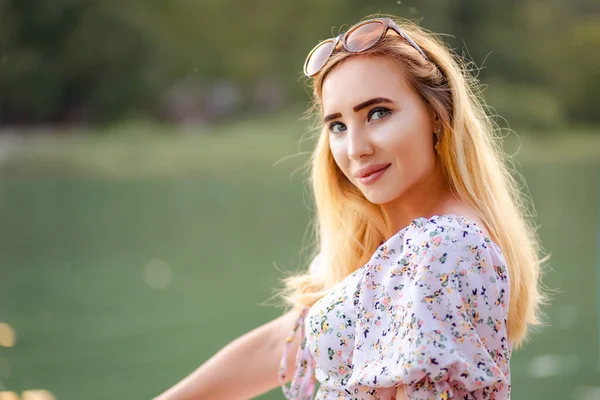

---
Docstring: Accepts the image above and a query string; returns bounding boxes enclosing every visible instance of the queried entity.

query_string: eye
[368,107,392,122]
[328,121,347,134]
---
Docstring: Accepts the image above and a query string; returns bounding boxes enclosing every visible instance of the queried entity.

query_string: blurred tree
[0,0,598,127]
[0,0,150,124]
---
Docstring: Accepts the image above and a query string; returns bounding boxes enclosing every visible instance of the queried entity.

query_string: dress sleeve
[278,253,321,400]
[347,219,511,399]
[279,308,317,400]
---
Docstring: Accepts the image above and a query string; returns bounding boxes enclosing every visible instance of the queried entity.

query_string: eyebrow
[353,97,395,112]
[322,97,395,123]
[323,112,342,123]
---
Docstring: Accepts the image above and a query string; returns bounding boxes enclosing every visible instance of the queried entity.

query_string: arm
[154,311,300,400]
[395,386,408,400]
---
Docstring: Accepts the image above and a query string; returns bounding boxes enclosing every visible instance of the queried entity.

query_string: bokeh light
[0,323,16,348]
[21,390,56,400]
[144,258,173,289]
[0,392,19,400]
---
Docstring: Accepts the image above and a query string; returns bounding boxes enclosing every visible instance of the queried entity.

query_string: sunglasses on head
[303,18,430,77]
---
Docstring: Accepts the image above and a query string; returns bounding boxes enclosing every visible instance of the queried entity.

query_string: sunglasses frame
[303,18,430,77]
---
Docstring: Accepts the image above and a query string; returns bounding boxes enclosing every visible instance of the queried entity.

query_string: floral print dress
[279,214,511,400]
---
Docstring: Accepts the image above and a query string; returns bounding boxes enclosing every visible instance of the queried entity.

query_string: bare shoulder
[441,203,493,239]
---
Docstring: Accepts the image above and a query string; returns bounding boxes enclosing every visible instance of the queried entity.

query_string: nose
[347,127,374,160]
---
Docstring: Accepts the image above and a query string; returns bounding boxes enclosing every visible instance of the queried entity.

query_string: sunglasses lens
[305,40,335,76]
[346,21,385,52]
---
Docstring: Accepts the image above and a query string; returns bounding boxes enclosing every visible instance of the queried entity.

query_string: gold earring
[434,131,441,154]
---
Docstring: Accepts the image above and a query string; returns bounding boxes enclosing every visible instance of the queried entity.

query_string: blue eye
[368,107,392,121]
[329,122,347,134]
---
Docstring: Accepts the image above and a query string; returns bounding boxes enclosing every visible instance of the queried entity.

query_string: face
[321,55,441,205]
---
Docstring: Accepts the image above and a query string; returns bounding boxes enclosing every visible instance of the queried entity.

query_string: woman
[155,16,544,400]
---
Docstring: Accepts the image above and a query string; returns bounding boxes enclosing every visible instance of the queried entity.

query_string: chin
[361,188,401,205]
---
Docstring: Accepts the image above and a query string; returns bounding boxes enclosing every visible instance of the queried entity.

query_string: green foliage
[0,0,598,127]
[0,0,151,123]
[485,81,567,130]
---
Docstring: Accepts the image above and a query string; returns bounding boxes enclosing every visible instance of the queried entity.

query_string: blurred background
[0,0,599,399]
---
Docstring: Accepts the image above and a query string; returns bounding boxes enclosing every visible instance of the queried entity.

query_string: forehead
[321,56,411,113]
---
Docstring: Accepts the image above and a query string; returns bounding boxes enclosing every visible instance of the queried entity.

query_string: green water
[0,162,598,399]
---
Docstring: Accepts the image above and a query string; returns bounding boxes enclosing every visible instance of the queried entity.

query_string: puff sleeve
[279,254,322,400]
[348,218,511,399]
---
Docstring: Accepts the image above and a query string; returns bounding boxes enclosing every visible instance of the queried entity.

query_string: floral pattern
[280,214,511,400]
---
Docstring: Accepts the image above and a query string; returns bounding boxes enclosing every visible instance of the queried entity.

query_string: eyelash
[328,121,345,134]
[328,106,393,134]
[368,107,392,121]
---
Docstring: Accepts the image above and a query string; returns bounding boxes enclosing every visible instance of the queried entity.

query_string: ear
[432,112,442,134]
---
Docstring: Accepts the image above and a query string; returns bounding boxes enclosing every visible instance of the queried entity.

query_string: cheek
[329,140,351,176]
[406,136,434,165]
[387,125,436,176]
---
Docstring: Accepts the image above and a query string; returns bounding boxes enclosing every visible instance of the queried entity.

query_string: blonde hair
[283,16,545,348]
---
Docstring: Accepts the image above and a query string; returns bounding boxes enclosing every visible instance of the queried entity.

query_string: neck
[382,163,455,235]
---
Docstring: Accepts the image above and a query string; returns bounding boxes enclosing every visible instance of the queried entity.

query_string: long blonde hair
[283,16,545,348]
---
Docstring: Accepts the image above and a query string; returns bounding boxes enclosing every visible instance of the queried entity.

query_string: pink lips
[354,163,391,185]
